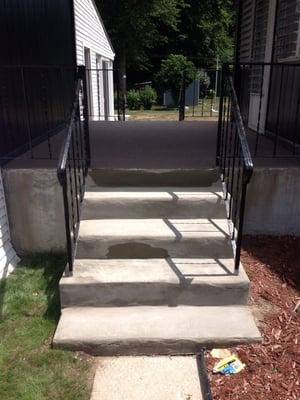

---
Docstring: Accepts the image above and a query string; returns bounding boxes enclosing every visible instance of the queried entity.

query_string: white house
[74,0,115,121]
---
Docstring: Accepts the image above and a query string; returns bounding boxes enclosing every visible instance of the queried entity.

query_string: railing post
[58,170,73,275]
[78,66,91,168]
[234,169,251,273]
[179,70,186,121]
[216,65,225,166]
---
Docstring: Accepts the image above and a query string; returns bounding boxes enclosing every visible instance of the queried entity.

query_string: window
[274,0,300,61]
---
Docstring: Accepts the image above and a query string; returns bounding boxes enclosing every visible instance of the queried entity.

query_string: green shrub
[127,89,141,110]
[139,85,157,110]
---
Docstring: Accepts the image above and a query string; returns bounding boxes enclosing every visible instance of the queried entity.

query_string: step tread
[78,218,230,240]
[53,305,261,355]
[84,185,223,198]
[66,258,248,286]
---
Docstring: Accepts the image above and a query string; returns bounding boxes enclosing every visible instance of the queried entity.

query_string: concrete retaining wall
[3,169,65,254]
[2,167,300,255]
[244,167,300,235]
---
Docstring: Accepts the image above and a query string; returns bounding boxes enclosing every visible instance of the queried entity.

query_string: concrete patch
[90,356,203,400]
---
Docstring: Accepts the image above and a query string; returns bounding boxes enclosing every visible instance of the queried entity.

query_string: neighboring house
[0,0,115,163]
[74,0,115,120]
[236,0,300,146]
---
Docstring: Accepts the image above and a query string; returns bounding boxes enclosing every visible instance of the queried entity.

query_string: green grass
[126,98,220,121]
[0,255,93,400]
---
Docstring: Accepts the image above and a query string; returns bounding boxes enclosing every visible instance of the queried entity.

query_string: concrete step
[86,168,219,187]
[53,305,261,355]
[60,258,249,308]
[81,186,226,220]
[76,218,233,259]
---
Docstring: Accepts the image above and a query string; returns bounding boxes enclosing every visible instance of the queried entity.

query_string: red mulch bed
[207,236,300,400]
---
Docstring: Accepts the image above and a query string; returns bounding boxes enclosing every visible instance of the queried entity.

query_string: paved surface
[5,120,299,169]
[90,356,203,400]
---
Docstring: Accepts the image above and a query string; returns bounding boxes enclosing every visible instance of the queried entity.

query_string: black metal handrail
[217,64,253,272]
[57,66,90,274]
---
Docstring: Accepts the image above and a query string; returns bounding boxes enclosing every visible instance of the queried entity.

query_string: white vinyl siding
[74,0,115,120]
[238,0,255,62]
[274,0,300,60]
[0,171,19,279]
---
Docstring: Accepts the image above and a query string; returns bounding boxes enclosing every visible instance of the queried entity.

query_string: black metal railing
[179,67,221,121]
[0,65,76,164]
[217,65,253,272]
[236,62,300,158]
[57,66,90,274]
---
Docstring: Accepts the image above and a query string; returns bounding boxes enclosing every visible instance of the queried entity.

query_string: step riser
[53,306,261,356]
[87,169,219,187]
[60,283,249,308]
[54,337,260,357]
[76,238,233,259]
[82,198,226,220]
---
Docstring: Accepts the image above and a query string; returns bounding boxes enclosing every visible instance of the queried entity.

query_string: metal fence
[179,67,221,120]
[0,65,76,164]
[236,62,300,157]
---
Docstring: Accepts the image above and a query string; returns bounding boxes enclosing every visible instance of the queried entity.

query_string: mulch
[207,235,300,400]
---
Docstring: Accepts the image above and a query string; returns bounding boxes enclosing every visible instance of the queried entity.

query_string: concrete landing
[91,356,203,400]
[53,305,261,355]
[60,258,249,307]
[76,218,233,259]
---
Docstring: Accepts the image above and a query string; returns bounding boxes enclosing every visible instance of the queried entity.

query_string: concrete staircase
[54,175,261,355]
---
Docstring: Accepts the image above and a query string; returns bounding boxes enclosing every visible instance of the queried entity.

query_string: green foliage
[97,0,185,70]
[155,54,198,104]
[139,85,157,110]
[127,89,141,110]
[169,0,235,63]
[0,255,92,400]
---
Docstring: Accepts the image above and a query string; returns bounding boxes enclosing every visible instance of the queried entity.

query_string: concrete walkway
[90,356,203,400]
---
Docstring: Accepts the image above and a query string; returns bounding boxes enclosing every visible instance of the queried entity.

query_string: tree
[169,0,235,63]
[155,54,198,105]
[96,0,185,95]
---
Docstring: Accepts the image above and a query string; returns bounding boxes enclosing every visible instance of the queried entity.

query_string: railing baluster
[57,73,90,274]
[229,126,238,221]
[218,65,253,274]
[254,64,265,156]
[21,67,34,159]
[273,64,284,156]
[41,70,52,159]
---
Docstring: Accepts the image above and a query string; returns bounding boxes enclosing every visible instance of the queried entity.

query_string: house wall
[0,171,19,279]
[238,0,300,144]
[74,0,115,120]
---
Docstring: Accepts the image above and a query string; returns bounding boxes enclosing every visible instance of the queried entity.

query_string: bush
[139,85,157,110]
[127,89,141,110]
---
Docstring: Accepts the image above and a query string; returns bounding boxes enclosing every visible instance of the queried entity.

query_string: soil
[207,235,300,400]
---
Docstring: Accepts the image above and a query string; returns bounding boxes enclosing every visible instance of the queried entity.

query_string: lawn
[126,98,220,121]
[0,254,94,400]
